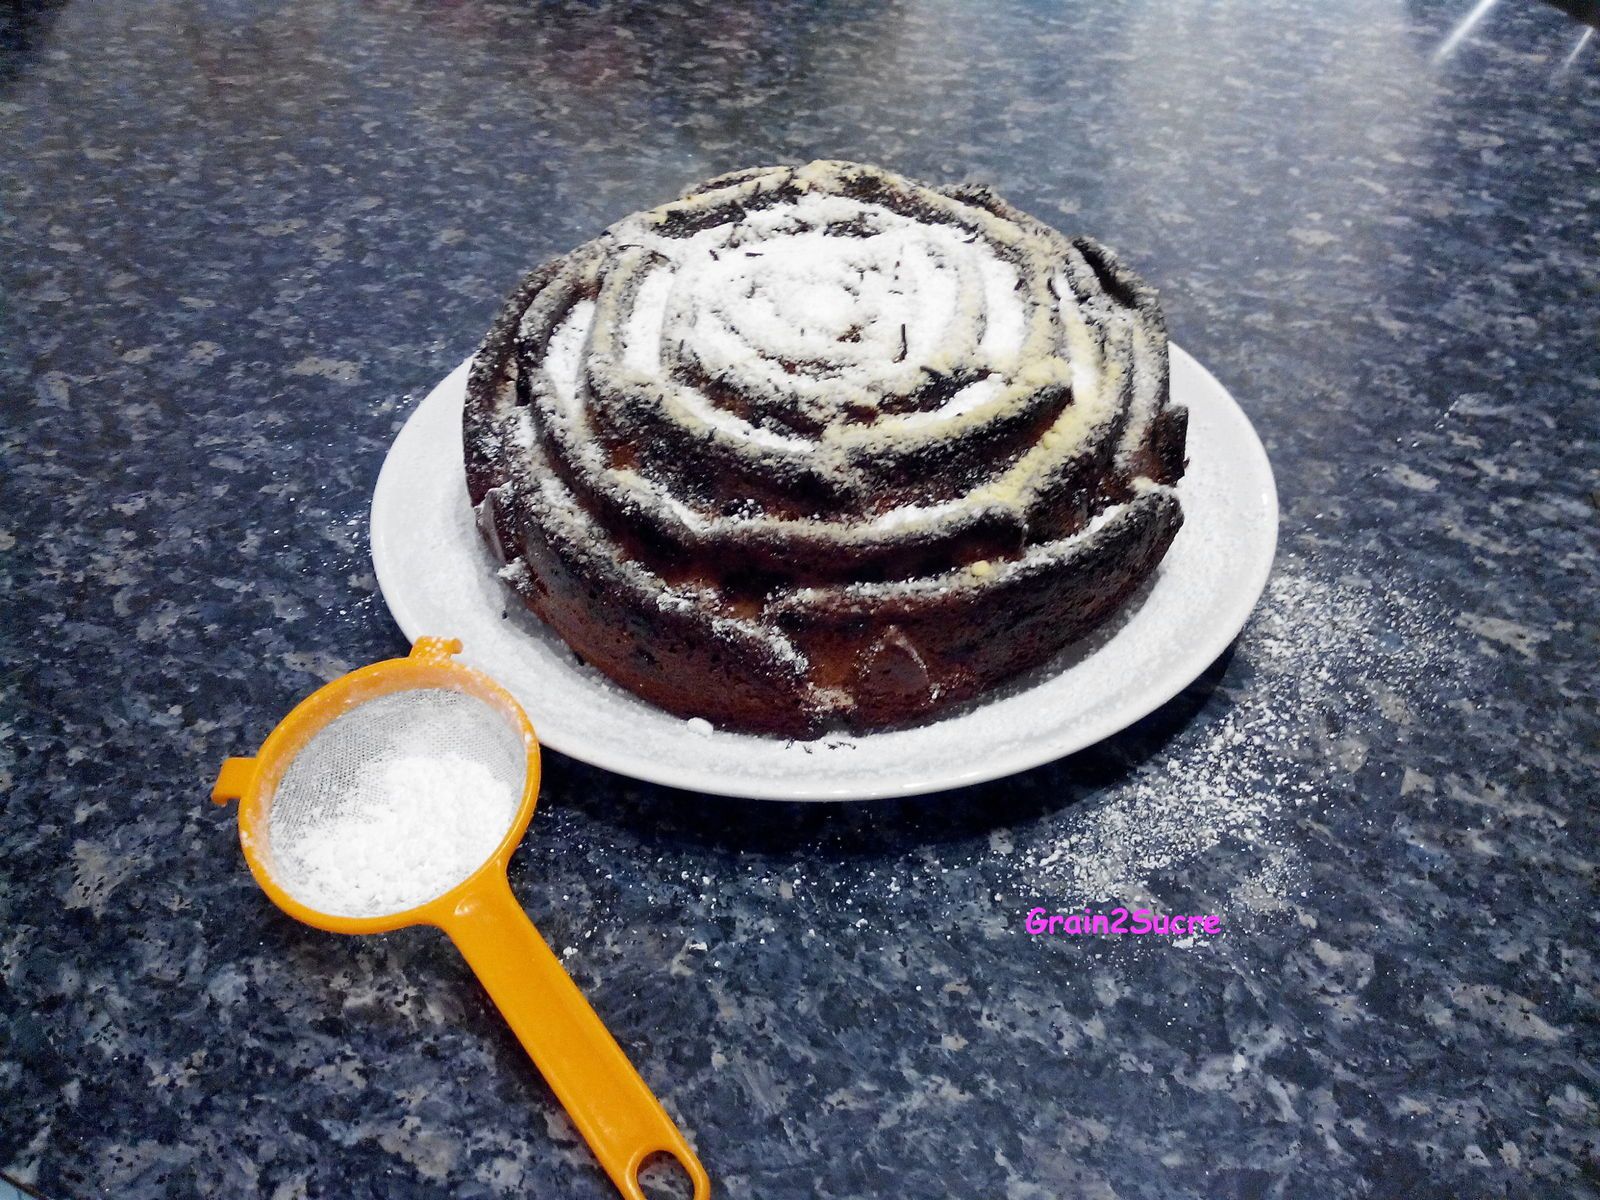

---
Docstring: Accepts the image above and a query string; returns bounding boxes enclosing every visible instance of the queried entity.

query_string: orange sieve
[210,636,710,1200]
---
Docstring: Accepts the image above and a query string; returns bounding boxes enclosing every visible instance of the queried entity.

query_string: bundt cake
[463,160,1187,737]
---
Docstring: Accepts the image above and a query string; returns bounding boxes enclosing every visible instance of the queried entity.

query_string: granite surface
[2,2,1597,1198]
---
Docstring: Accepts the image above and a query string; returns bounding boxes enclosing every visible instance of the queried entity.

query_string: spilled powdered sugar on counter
[1008,558,1448,913]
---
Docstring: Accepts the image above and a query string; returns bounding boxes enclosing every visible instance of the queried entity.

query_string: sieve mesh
[265,687,527,918]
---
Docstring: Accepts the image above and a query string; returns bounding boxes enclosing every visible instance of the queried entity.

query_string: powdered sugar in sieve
[266,688,525,917]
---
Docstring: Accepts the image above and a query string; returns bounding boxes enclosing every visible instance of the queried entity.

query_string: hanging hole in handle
[635,1149,697,1200]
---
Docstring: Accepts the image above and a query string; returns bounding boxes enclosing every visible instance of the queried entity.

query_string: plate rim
[370,344,1278,801]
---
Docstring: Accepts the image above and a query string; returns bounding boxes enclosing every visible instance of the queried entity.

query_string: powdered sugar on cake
[463,161,1188,734]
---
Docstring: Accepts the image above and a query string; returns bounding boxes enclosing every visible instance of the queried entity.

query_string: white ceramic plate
[370,345,1277,801]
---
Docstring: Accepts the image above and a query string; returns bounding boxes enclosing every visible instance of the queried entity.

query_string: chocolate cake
[463,160,1187,737]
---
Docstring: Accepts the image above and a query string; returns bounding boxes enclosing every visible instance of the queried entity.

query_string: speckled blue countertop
[2,2,1597,1197]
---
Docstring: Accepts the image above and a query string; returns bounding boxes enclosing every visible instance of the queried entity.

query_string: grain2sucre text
[1025,906,1222,938]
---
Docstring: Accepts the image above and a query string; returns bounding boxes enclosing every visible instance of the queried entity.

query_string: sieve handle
[441,872,711,1200]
